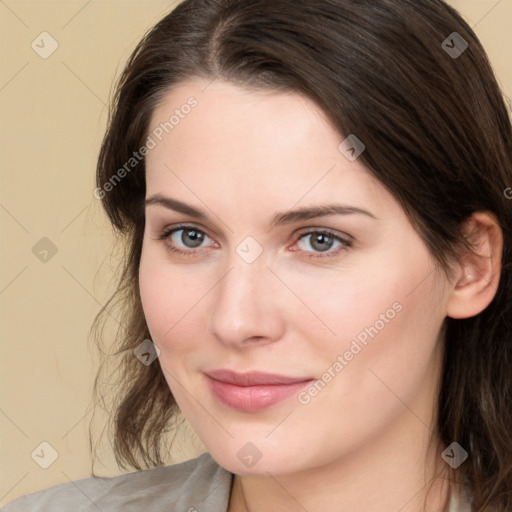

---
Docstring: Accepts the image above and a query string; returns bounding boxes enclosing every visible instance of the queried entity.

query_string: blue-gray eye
[297,231,345,253]
[171,228,207,248]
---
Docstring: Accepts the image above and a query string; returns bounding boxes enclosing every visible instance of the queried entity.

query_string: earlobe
[446,211,503,319]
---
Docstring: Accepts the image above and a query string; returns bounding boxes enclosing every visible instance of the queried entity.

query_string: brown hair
[90,0,512,510]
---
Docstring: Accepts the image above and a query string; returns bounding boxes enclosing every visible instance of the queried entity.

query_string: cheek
[291,245,444,384]
[138,248,212,355]
[309,265,446,420]
[281,258,405,359]
[139,249,181,343]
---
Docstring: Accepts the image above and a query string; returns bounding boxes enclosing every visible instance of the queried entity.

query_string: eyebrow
[145,194,377,226]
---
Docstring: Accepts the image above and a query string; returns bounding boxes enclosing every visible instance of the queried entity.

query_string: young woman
[4,0,511,510]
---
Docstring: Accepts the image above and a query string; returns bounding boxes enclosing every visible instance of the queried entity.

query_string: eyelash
[155,223,353,260]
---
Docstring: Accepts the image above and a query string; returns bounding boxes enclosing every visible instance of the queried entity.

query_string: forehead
[145,79,396,218]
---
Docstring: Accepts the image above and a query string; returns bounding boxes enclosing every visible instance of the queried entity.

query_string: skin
[139,78,502,512]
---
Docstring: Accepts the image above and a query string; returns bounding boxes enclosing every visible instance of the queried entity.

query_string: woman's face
[139,78,453,476]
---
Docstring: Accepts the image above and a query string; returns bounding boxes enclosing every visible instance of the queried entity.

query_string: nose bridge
[207,245,282,345]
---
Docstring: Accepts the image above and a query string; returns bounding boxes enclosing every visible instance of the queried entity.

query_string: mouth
[204,369,315,412]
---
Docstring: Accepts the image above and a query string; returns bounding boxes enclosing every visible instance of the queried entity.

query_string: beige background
[0,0,510,506]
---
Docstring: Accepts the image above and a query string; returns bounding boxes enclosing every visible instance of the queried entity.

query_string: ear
[446,211,503,319]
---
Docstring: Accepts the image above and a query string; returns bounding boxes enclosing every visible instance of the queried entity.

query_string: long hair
[90,1,512,510]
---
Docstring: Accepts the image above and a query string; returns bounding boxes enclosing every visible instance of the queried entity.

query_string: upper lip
[205,369,314,386]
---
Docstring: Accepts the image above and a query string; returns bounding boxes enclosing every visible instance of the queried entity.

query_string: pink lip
[205,370,314,412]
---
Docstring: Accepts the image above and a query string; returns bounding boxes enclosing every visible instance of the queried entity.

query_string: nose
[207,252,285,349]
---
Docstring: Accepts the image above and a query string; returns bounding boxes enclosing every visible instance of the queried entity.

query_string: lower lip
[206,375,313,412]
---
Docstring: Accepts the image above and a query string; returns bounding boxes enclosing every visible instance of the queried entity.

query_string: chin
[206,440,312,477]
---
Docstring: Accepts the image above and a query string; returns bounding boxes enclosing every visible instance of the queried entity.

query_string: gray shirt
[1,451,473,511]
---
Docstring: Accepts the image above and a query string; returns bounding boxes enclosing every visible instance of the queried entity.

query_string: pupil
[183,229,204,248]
[312,234,332,252]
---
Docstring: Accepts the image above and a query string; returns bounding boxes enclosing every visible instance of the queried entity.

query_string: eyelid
[294,226,353,242]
